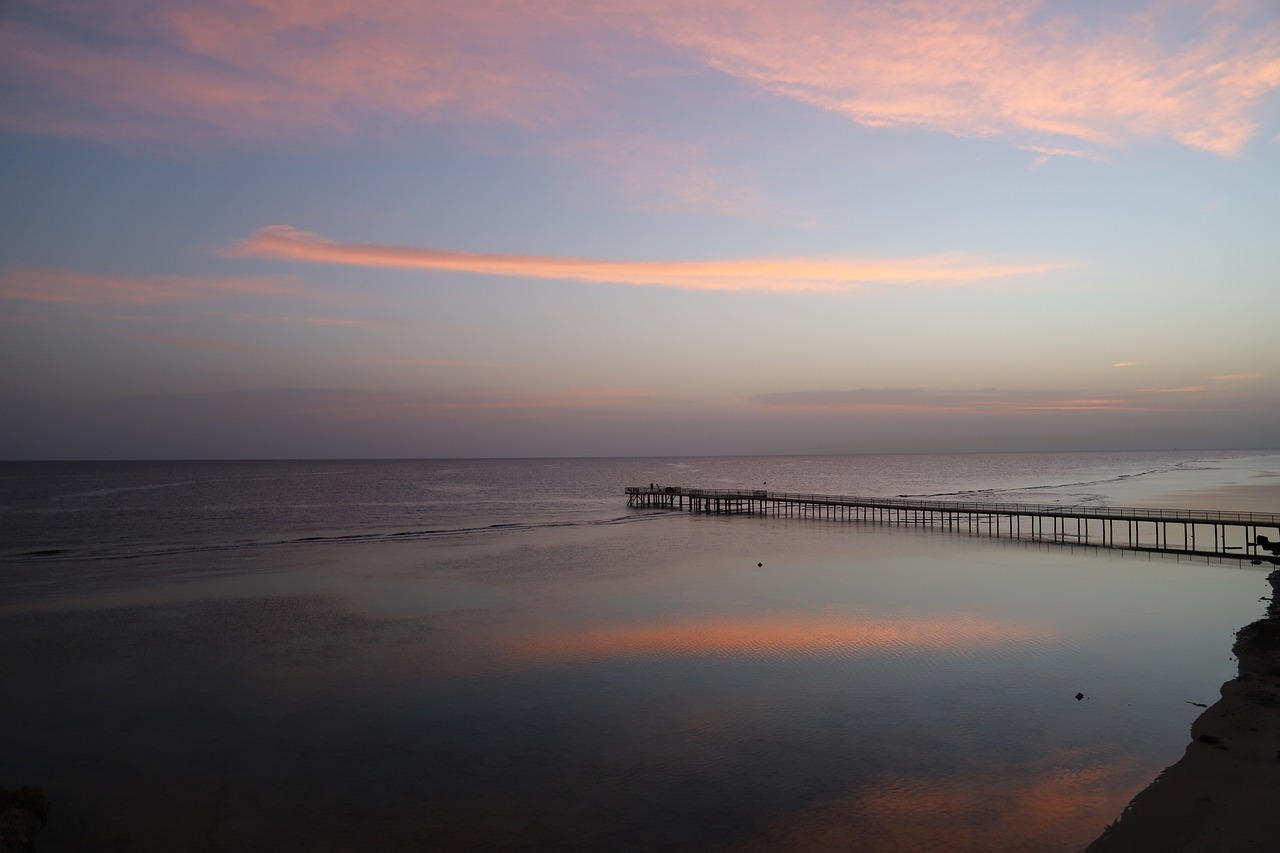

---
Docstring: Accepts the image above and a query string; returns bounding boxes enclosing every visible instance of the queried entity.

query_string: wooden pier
[626,486,1280,562]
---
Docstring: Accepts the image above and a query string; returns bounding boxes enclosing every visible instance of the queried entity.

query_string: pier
[626,486,1280,562]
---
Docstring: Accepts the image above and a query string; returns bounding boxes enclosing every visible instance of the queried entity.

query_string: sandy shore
[1086,566,1280,851]
[1141,478,1280,515]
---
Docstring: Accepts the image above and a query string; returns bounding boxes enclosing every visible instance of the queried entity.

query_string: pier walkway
[625,486,1280,562]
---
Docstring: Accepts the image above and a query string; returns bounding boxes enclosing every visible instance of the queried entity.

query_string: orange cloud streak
[231,226,1056,292]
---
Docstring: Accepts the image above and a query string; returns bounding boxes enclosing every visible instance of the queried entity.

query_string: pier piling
[626,486,1280,562]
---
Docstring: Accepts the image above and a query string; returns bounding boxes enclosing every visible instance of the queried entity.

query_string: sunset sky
[2,0,1277,459]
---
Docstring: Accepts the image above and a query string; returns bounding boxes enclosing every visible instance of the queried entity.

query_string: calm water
[1,451,1277,851]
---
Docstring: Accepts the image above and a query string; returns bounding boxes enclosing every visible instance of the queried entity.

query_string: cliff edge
[1087,568,1280,851]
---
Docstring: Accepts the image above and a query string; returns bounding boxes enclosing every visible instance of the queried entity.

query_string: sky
[1,0,1278,459]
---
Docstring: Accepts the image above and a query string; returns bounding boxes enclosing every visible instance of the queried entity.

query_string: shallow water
[1,451,1277,851]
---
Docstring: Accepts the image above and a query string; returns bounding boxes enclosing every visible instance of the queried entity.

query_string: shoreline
[1086,566,1280,851]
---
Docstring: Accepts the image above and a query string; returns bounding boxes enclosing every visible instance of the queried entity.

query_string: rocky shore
[0,787,49,853]
[1087,567,1280,851]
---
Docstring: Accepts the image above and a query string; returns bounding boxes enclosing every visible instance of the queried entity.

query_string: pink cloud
[0,1,589,145]
[1213,373,1263,381]
[230,225,1058,292]
[3,1,1273,158]
[1112,361,1144,368]
[0,268,306,305]
[1023,145,1111,169]
[659,0,1280,157]
[745,387,1207,414]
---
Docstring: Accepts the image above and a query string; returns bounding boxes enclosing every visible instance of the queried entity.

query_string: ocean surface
[2,450,1279,851]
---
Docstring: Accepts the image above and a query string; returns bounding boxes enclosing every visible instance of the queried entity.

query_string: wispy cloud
[3,2,1274,157]
[1213,373,1264,381]
[0,2,587,145]
[296,316,383,328]
[742,386,1162,412]
[1023,145,1110,169]
[745,386,1231,414]
[1136,385,1214,395]
[560,134,765,217]
[1112,361,1144,368]
[302,387,660,419]
[129,333,249,352]
[0,268,305,305]
[661,0,1280,157]
[357,357,478,368]
[231,225,1058,293]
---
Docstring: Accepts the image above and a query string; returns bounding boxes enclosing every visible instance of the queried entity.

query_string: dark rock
[1196,734,1222,745]
[0,787,50,853]
[1075,692,1085,701]
[1245,690,1277,707]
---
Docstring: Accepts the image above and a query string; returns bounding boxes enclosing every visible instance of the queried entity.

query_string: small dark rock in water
[1187,701,1208,708]
[1075,692,1085,701]
[757,562,763,567]
[0,787,50,853]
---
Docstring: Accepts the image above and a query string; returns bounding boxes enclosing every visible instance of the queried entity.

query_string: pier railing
[625,486,1280,561]
[626,486,1280,526]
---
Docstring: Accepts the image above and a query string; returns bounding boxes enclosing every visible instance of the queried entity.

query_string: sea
[2,449,1279,852]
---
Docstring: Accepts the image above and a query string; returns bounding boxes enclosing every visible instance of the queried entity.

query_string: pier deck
[626,486,1280,562]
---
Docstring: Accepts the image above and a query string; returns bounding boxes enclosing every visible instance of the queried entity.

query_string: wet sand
[1139,478,1280,515]
[1099,461,1280,515]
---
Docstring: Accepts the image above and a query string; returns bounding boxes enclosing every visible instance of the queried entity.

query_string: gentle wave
[2,510,678,564]
[901,458,1218,501]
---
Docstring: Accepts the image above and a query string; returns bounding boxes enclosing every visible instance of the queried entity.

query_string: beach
[1085,471,1280,852]
[1,451,1277,851]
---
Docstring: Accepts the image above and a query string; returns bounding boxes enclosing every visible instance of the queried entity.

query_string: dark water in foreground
[2,451,1278,851]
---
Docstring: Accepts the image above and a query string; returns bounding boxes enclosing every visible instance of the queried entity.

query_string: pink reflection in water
[507,612,1056,665]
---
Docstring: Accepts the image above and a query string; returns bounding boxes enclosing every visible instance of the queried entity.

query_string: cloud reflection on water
[725,751,1152,852]
[504,612,1056,666]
